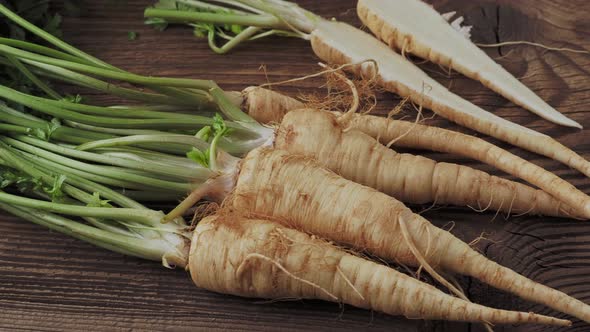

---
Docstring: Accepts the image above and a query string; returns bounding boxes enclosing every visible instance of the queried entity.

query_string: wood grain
[1,0,590,331]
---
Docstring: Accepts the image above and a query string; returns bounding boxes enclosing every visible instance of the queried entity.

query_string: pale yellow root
[240,87,590,219]
[308,19,590,193]
[242,86,304,125]
[476,41,590,55]
[231,147,590,323]
[345,113,590,219]
[275,109,578,218]
[189,215,570,326]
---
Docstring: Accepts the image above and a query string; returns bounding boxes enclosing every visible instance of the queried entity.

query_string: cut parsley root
[356,0,579,128]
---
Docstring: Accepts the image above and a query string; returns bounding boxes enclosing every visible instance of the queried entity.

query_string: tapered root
[346,113,590,219]
[309,19,590,188]
[275,109,578,218]
[189,216,570,326]
[242,86,304,124]
[240,86,590,218]
[232,147,590,323]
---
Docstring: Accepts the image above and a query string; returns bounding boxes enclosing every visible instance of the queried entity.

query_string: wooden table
[1,0,589,331]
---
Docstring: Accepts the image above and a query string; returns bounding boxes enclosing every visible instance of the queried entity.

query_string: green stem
[0,8,216,110]
[174,0,252,14]
[4,54,61,99]
[27,60,200,106]
[51,127,115,144]
[77,134,210,152]
[209,132,224,171]
[0,106,115,143]
[0,85,233,131]
[0,45,216,90]
[0,202,172,262]
[109,104,191,112]
[209,84,257,123]
[0,100,44,121]
[64,121,169,136]
[20,152,170,192]
[3,137,192,192]
[0,104,45,127]
[144,8,286,29]
[14,135,205,180]
[109,167,192,183]
[0,123,34,135]
[165,182,213,221]
[250,29,300,40]
[101,147,204,170]
[85,216,139,237]
[0,190,163,225]
[10,150,147,209]
[0,37,96,65]
[38,96,206,120]
[1,154,99,209]
[115,190,184,202]
[234,0,320,33]
[208,26,261,54]
[0,45,215,109]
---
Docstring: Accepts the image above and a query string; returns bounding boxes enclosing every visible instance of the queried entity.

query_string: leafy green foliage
[211,113,231,137]
[46,117,61,139]
[30,118,61,141]
[186,147,210,168]
[127,31,138,41]
[45,173,66,202]
[0,168,20,189]
[195,125,212,142]
[87,192,111,208]
[0,166,68,202]
[0,167,43,194]
[186,114,232,168]
[0,0,62,41]
[0,1,64,100]
[62,94,83,104]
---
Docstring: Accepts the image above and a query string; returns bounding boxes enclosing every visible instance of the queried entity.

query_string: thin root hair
[236,253,339,301]
[476,41,590,55]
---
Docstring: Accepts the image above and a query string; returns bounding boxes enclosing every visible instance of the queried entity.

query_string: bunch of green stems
[0,4,271,264]
[0,3,274,196]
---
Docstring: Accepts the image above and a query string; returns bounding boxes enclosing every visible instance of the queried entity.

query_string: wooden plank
[1,0,589,331]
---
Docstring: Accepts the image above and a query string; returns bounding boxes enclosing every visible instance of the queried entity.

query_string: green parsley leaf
[45,174,66,202]
[128,31,138,41]
[187,147,210,168]
[195,126,212,142]
[87,192,111,208]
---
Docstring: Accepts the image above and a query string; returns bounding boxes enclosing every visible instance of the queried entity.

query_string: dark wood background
[1,0,590,331]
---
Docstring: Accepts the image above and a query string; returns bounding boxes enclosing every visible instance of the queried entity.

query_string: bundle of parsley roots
[1,0,590,328]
